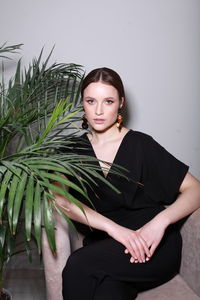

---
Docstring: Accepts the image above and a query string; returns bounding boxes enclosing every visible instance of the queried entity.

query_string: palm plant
[0,43,86,251]
[0,43,125,298]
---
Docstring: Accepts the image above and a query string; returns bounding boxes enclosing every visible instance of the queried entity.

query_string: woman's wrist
[153,211,171,229]
[102,218,119,235]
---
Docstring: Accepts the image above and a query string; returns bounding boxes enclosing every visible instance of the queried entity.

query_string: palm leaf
[12,170,28,235]
[0,42,23,59]
[7,169,22,231]
[25,175,34,241]
[33,181,42,253]
[43,192,56,254]
[0,170,13,221]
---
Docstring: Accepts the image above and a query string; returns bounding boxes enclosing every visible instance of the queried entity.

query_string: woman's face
[83,81,123,132]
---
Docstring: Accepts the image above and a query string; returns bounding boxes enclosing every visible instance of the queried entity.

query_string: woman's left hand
[125,216,168,262]
[137,218,167,258]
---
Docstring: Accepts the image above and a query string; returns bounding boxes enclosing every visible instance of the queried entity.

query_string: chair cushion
[137,275,200,300]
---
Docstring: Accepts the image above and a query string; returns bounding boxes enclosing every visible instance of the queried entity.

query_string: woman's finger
[138,235,151,258]
[136,237,150,263]
[127,233,148,263]
[149,241,158,256]
[124,234,151,262]
[125,240,139,261]
[128,241,142,262]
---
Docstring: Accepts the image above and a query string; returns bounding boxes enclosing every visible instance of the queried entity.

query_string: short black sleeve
[141,134,189,205]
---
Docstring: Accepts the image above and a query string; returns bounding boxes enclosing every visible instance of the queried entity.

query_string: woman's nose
[95,103,103,115]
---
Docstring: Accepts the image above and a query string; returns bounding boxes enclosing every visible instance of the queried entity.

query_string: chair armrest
[69,224,84,252]
[180,208,200,296]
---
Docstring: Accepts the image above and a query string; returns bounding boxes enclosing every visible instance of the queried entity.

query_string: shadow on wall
[122,88,137,129]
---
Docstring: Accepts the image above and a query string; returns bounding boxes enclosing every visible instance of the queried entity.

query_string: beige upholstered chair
[70,208,200,300]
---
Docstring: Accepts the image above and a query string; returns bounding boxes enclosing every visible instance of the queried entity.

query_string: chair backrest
[180,208,200,296]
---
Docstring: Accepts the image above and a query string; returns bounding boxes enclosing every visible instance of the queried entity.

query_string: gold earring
[116,113,123,131]
[82,114,88,129]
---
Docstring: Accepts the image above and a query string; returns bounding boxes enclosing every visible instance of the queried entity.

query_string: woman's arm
[155,172,200,226]
[137,172,200,257]
[54,188,151,263]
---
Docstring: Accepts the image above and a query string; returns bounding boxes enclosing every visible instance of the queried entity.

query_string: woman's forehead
[83,82,118,96]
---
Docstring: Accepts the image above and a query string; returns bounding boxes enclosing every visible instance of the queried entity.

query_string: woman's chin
[91,122,117,133]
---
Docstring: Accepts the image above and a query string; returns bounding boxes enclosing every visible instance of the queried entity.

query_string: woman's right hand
[106,223,151,263]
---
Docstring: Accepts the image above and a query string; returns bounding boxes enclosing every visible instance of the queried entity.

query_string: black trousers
[62,208,182,300]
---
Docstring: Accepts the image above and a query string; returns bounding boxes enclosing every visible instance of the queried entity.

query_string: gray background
[1,0,200,178]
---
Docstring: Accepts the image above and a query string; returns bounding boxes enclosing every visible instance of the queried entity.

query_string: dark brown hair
[81,67,125,102]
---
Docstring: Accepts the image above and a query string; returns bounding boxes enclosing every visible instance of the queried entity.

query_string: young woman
[55,67,200,300]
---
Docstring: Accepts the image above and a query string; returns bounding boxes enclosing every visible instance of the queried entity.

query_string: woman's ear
[120,97,125,109]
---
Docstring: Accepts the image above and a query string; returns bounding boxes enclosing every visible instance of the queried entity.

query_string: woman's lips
[93,119,105,124]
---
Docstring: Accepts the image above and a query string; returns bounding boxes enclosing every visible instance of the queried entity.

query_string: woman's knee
[63,249,83,273]
[62,248,92,283]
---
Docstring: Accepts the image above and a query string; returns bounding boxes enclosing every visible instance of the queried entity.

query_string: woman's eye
[105,99,114,104]
[86,99,94,104]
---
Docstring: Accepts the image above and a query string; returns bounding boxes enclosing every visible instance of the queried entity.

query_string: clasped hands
[108,218,167,264]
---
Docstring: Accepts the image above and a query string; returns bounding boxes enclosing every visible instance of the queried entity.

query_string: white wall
[1,0,200,178]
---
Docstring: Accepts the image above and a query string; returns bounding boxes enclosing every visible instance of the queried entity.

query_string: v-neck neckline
[84,129,132,179]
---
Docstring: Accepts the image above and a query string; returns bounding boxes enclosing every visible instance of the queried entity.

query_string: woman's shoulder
[129,130,167,154]
[128,129,154,143]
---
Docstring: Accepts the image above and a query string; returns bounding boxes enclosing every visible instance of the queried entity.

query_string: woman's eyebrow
[84,96,95,99]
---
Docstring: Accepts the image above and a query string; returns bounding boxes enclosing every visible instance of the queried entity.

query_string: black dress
[62,130,189,300]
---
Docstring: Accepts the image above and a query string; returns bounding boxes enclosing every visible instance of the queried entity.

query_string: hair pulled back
[81,67,125,102]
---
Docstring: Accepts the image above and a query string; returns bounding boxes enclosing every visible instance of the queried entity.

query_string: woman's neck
[88,125,128,145]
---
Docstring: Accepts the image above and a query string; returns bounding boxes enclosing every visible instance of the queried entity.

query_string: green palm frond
[0,42,23,59]
[0,48,84,158]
